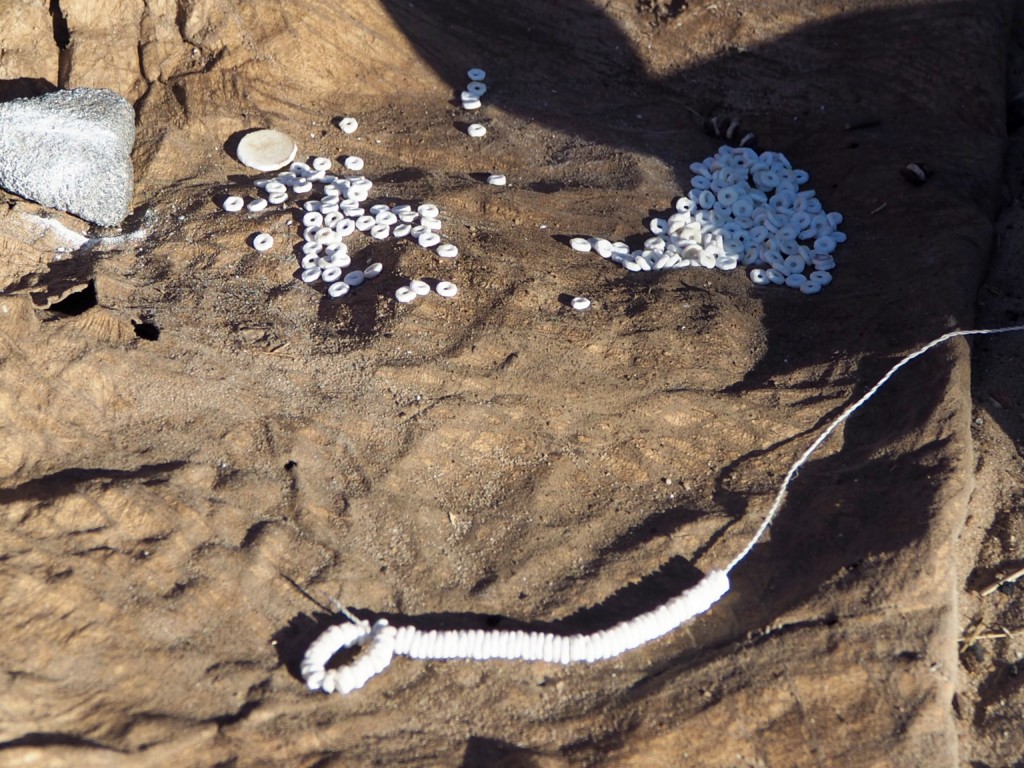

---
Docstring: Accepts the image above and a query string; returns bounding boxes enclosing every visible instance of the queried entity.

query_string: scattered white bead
[338,117,358,134]
[302,211,324,228]
[487,173,507,186]
[435,281,458,298]
[466,82,487,97]
[344,156,365,171]
[436,243,458,258]
[571,296,591,311]
[467,68,486,81]
[301,267,321,283]
[409,279,431,296]
[252,233,274,252]
[222,196,244,212]
[312,156,332,171]
[343,270,365,286]
[268,191,288,205]
[461,96,482,110]
[246,197,268,212]
[467,123,487,137]
[417,203,440,218]
[570,237,592,252]
[328,281,350,298]
[364,262,384,278]
[370,223,390,240]
[395,286,417,303]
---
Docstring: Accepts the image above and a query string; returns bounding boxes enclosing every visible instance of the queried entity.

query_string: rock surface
[0,0,1022,766]
[0,88,135,226]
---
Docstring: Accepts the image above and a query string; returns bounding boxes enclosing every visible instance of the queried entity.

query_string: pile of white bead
[220,147,461,303]
[572,145,845,294]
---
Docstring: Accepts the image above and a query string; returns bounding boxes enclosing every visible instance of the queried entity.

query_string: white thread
[301,324,1024,694]
[725,324,1024,570]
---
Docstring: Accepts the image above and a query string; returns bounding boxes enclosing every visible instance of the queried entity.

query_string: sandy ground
[1,0,1023,765]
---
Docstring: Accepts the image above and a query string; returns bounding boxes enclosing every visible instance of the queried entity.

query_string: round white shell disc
[236,129,298,172]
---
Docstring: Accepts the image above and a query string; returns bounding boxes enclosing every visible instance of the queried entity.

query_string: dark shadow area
[273,611,336,682]
[375,168,429,185]
[44,279,97,316]
[461,736,544,768]
[0,461,187,504]
[556,292,575,308]
[0,77,57,102]
[0,731,124,753]
[48,0,70,50]
[26,245,106,312]
[132,318,161,340]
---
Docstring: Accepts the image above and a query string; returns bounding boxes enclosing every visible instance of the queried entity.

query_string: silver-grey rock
[0,88,135,227]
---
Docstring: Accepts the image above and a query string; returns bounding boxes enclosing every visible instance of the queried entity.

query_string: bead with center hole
[328,281,350,298]
[252,233,274,252]
[436,281,458,298]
